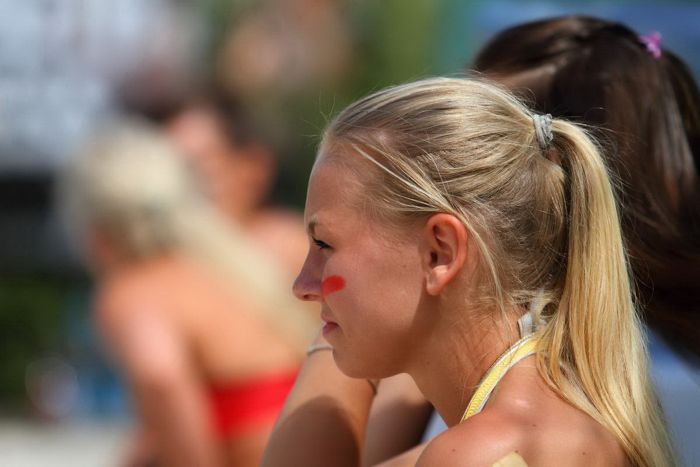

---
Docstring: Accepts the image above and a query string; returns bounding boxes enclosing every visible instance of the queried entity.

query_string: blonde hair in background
[61,120,317,354]
[325,77,676,467]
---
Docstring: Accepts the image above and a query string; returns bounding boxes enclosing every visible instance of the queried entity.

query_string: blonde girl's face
[293,145,427,379]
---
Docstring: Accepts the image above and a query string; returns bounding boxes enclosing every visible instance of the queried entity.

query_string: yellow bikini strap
[461,334,539,422]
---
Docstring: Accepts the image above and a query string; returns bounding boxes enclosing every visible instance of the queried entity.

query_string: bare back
[96,254,301,466]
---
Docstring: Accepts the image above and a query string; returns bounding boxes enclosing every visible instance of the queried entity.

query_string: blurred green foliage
[189,1,460,209]
[258,0,448,208]
[0,276,69,411]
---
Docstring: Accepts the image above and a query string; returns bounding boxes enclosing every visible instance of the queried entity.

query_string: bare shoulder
[417,411,524,467]
[95,272,194,388]
[250,208,308,273]
[417,404,625,467]
[92,262,187,363]
[251,208,307,249]
[95,268,164,330]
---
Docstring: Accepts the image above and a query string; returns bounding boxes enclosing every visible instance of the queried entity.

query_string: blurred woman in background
[473,16,700,464]
[166,90,309,279]
[61,122,316,467]
[474,16,700,353]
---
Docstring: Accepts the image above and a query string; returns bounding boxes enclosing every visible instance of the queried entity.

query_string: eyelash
[312,237,331,250]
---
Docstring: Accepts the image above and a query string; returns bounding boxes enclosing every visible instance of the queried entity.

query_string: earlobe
[422,213,469,296]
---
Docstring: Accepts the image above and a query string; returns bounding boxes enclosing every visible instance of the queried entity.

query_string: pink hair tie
[639,31,662,59]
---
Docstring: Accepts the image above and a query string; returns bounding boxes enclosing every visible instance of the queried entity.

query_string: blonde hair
[324,77,676,466]
[61,120,316,353]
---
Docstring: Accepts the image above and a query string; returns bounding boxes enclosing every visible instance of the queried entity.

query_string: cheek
[321,275,346,298]
[321,230,423,309]
[333,249,422,321]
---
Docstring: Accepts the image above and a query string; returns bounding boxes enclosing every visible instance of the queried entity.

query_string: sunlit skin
[89,231,301,467]
[292,142,627,466]
[293,151,426,381]
[293,142,504,422]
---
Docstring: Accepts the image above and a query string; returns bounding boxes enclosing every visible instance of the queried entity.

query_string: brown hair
[474,16,700,360]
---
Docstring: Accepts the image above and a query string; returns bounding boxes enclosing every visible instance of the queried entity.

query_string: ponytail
[324,76,676,466]
[538,120,677,467]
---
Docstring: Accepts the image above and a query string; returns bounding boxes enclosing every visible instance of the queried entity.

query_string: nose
[293,257,322,302]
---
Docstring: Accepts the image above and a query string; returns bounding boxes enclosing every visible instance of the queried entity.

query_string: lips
[320,310,339,336]
[322,322,339,335]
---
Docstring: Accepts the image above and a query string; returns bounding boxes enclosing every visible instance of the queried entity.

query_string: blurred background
[0,1,698,466]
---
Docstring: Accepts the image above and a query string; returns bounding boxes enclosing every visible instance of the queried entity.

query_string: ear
[420,213,469,296]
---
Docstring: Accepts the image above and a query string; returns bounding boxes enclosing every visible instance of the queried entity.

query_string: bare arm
[98,303,223,467]
[262,333,434,467]
[261,333,375,467]
[363,373,432,466]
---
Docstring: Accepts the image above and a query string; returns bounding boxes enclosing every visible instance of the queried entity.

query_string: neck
[407,306,521,426]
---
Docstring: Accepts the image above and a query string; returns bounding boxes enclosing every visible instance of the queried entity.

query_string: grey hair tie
[532,113,553,150]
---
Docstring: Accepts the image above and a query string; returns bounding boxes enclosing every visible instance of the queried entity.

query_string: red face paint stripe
[321,275,345,297]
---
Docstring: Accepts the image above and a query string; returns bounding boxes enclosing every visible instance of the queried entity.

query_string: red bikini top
[208,369,298,438]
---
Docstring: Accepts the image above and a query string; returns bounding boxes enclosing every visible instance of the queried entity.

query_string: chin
[333,349,393,380]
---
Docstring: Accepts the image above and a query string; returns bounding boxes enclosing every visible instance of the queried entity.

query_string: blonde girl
[263,77,675,466]
[62,121,316,467]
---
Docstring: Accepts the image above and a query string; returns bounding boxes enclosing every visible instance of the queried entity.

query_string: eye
[312,237,332,250]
